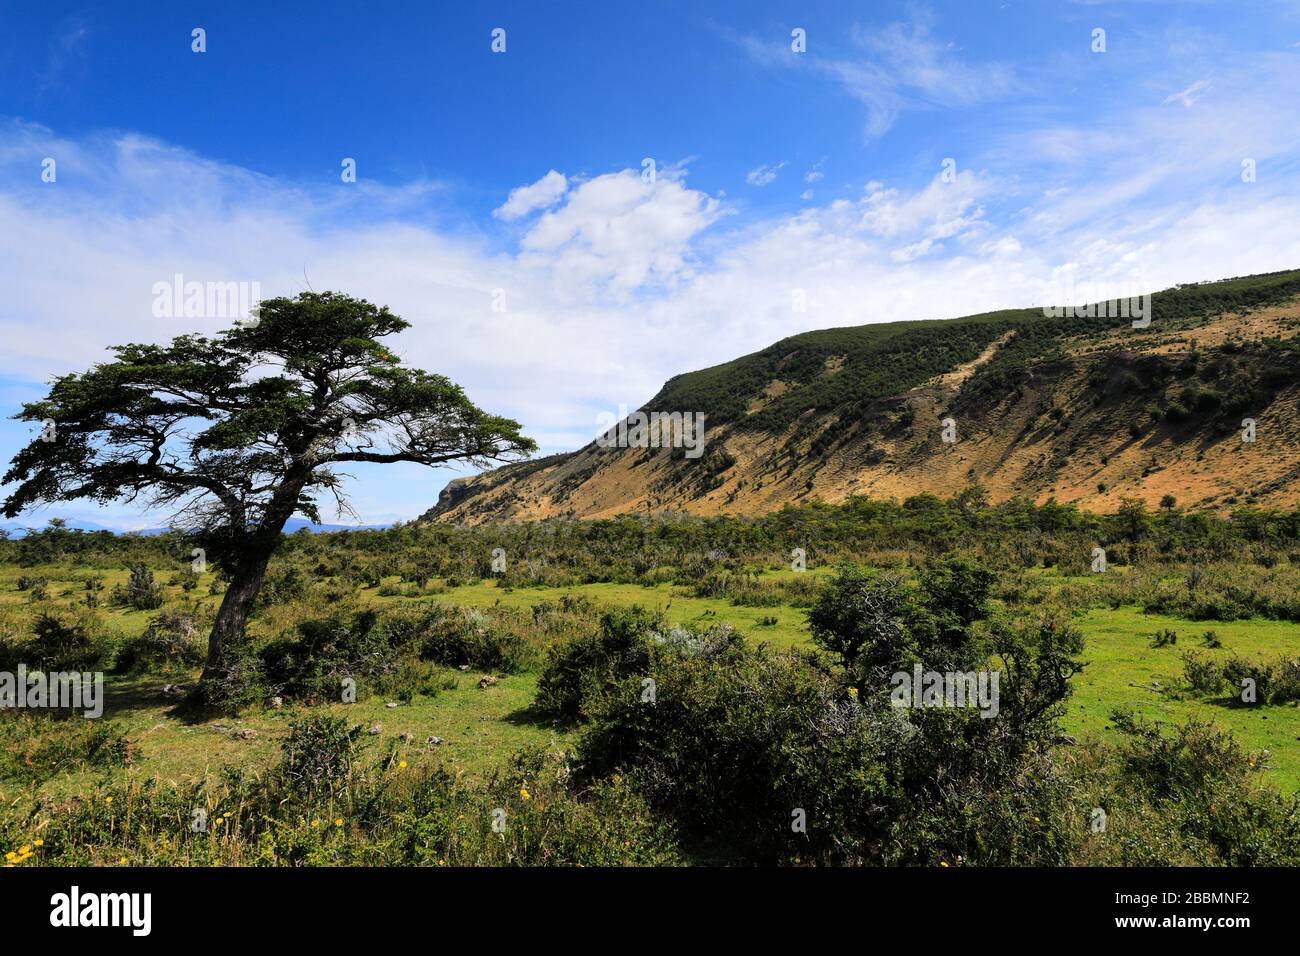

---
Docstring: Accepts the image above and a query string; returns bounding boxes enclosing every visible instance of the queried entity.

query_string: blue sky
[2,0,1300,529]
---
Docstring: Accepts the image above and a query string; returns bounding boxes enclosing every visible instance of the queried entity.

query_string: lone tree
[2,292,535,698]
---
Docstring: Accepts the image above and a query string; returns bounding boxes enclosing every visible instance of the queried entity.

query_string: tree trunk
[200,471,309,683]
[200,540,277,681]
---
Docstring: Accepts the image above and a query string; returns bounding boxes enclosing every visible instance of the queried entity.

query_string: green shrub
[1149,628,1178,648]
[279,715,366,800]
[1181,651,1225,695]
[806,564,910,673]
[186,646,268,715]
[0,611,112,672]
[257,566,308,607]
[116,608,208,673]
[535,606,664,720]
[1091,712,1300,865]
[110,564,165,611]
[415,607,531,672]
[0,714,133,784]
[259,611,392,705]
[168,569,200,592]
[574,616,1083,865]
[371,658,457,702]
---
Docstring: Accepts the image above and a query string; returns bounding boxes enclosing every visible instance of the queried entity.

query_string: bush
[257,566,308,607]
[1086,712,1300,865]
[574,638,892,863]
[1181,651,1225,695]
[1149,629,1178,648]
[116,608,208,673]
[1219,654,1300,705]
[111,564,165,611]
[0,714,133,784]
[806,564,910,673]
[574,616,1084,865]
[0,611,112,672]
[414,607,532,672]
[371,658,457,702]
[186,647,268,715]
[279,715,365,801]
[535,606,664,720]
[168,569,200,592]
[259,611,393,705]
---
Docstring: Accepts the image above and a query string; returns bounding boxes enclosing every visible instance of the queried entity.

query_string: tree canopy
[3,291,536,694]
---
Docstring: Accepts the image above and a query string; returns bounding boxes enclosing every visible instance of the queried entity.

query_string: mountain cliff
[423,270,1300,525]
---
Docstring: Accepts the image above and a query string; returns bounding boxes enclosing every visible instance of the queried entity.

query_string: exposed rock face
[421,274,1300,525]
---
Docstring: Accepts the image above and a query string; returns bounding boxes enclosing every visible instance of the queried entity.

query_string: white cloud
[1163,78,1212,107]
[746,162,785,186]
[729,11,1019,139]
[493,169,568,220]
[517,169,723,294]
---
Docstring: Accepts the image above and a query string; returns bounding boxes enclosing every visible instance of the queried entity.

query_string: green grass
[2,564,1297,799]
[0,670,569,806]
[409,578,813,649]
[1064,607,1300,790]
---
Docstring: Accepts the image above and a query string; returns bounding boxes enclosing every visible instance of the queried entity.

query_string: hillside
[423,270,1300,524]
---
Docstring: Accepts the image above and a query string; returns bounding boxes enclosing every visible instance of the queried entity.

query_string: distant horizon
[0,514,406,536]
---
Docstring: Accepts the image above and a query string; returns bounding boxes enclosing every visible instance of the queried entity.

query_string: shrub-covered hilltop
[425,268,1300,523]
[1,495,1299,866]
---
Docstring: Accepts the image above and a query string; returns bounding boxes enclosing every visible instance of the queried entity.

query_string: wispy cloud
[746,162,785,186]
[38,17,90,95]
[1163,77,1212,107]
[727,8,1019,139]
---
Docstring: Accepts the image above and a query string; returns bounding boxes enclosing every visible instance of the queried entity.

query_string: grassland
[2,559,1296,804]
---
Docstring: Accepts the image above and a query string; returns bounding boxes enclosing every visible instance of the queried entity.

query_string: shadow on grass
[102,672,210,724]
[499,702,569,731]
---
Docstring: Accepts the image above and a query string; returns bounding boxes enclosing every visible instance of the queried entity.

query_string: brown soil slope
[425,278,1300,525]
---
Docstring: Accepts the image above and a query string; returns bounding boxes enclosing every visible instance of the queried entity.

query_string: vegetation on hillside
[644,269,1300,442]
